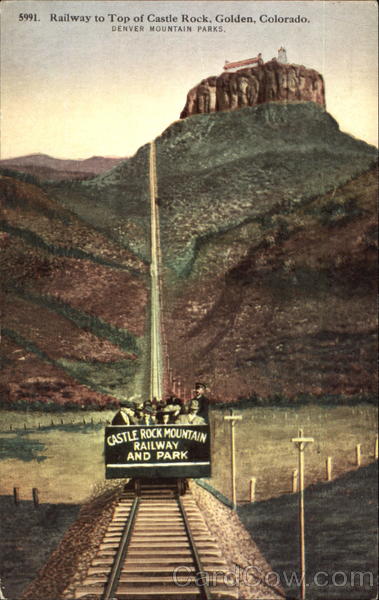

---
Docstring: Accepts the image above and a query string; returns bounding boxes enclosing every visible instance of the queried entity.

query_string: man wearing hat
[158,404,179,425]
[177,398,206,425]
[190,383,209,422]
[133,396,144,422]
[141,403,155,425]
[112,399,137,425]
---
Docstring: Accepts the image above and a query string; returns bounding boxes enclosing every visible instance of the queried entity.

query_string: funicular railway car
[105,422,211,481]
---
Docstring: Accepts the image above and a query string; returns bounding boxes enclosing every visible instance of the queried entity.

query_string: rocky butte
[180,58,325,118]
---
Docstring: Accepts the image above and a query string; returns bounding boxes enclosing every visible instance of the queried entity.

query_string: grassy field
[0,410,115,503]
[209,404,378,502]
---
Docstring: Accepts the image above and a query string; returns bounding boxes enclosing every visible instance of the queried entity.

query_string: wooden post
[9,424,12,430]
[374,437,378,460]
[13,487,20,506]
[326,457,332,481]
[61,418,64,425]
[83,417,86,424]
[224,410,242,510]
[32,488,39,508]
[51,419,54,426]
[292,469,298,493]
[356,444,361,466]
[250,477,256,502]
[292,431,314,600]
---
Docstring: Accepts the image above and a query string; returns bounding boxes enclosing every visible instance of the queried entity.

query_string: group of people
[112,383,209,426]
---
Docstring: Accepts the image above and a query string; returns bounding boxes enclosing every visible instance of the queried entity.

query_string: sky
[1,0,378,159]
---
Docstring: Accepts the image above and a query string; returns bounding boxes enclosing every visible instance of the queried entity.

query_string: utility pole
[291,429,314,600]
[224,409,242,509]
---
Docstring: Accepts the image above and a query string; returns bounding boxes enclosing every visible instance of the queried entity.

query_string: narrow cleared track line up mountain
[149,141,163,401]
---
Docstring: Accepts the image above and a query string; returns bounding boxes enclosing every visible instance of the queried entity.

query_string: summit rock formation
[180,60,325,118]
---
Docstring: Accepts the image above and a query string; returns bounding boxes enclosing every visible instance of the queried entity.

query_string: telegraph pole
[291,429,314,600]
[224,410,242,509]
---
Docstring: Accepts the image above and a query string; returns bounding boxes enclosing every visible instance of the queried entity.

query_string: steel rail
[177,495,213,600]
[102,495,140,600]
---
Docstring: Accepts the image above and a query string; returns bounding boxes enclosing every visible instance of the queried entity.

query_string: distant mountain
[0,153,128,181]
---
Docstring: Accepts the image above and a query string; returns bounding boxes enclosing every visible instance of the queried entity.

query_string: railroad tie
[74,484,238,599]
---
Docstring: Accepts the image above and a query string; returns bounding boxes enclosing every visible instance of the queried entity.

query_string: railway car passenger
[190,382,209,421]
[140,403,155,425]
[133,397,144,422]
[177,399,206,425]
[111,399,137,425]
[157,405,178,424]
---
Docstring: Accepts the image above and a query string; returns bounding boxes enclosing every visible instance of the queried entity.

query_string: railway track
[74,480,238,599]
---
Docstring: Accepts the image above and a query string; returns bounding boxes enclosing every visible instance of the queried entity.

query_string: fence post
[326,457,332,481]
[375,437,378,460]
[292,469,298,493]
[356,444,361,466]
[13,487,20,506]
[32,488,39,508]
[250,477,256,502]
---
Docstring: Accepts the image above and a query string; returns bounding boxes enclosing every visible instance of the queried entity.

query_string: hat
[120,399,135,409]
[171,396,183,406]
[143,404,154,414]
[134,398,144,409]
[163,404,178,414]
[195,382,207,391]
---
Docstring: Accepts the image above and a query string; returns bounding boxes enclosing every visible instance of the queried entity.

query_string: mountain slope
[150,102,376,400]
[1,101,377,407]
[0,176,148,407]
